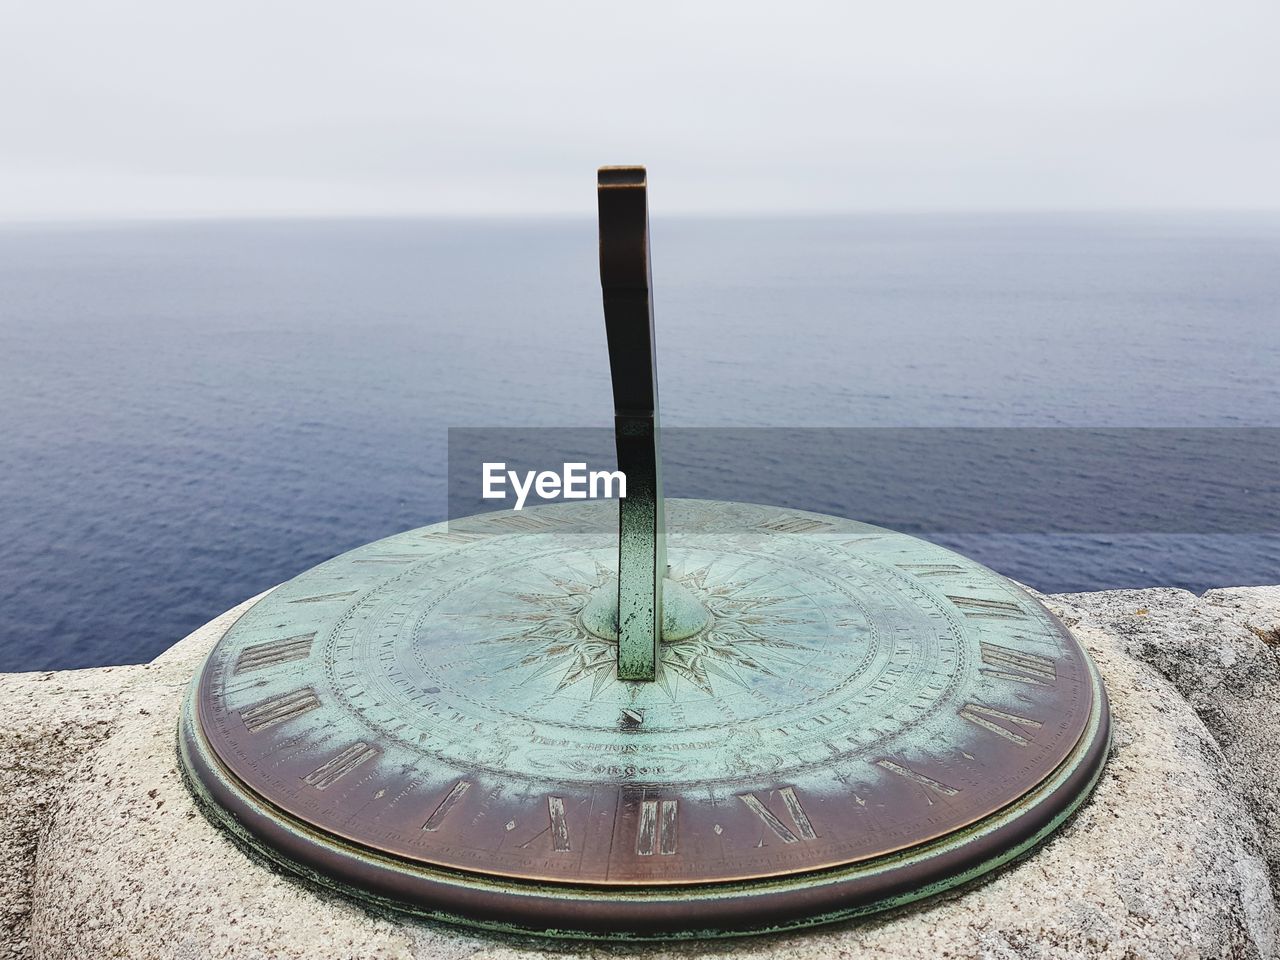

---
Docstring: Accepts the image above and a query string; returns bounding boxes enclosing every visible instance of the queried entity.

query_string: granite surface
[2,585,1279,959]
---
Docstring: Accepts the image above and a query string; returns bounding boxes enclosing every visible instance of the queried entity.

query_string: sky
[1,1,1277,220]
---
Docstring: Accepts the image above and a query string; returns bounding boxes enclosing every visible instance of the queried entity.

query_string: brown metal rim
[177,652,1111,941]
[189,525,1098,890]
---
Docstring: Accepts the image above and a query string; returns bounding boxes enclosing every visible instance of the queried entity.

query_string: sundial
[179,167,1111,940]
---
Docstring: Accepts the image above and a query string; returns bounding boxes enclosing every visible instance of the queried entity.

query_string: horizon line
[3,206,1280,228]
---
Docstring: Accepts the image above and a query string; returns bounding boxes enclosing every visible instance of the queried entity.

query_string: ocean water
[0,215,1277,672]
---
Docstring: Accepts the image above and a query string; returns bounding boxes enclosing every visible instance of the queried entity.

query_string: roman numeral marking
[302,742,379,789]
[960,703,1043,746]
[636,799,678,856]
[240,688,320,732]
[234,633,314,673]
[516,796,574,852]
[287,590,357,604]
[738,786,818,843]
[758,516,833,534]
[980,641,1058,686]
[896,563,965,577]
[659,799,678,854]
[947,595,1027,619]
[875,759,960,802]
[484,513,569,532]
[421,530,487,544]
[422,780,472,831]
[548,796,572,852]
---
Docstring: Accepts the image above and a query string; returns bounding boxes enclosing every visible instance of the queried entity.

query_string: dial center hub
[580,575,711,643]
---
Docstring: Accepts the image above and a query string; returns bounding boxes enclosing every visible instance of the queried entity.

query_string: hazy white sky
[1,1,1277,219]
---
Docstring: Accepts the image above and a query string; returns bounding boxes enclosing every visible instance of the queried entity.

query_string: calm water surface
[1,215,1277,670]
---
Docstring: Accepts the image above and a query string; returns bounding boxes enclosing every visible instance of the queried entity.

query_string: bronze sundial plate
[178,499,1110,940]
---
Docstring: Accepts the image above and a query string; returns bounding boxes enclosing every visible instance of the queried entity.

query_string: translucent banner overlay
[448,427,1280,535]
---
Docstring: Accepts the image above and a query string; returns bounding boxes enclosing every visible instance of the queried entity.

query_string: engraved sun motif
[475,562,814,700]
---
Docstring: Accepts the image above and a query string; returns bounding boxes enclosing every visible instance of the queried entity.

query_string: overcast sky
[1,1,1277,220]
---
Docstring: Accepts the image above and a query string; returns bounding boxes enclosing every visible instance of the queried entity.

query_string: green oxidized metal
[176,166,1110,940]
[178,499,1110,939]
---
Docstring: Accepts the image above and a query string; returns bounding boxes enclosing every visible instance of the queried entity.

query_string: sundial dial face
[178,168,1110,939]
[181,500,1107,936]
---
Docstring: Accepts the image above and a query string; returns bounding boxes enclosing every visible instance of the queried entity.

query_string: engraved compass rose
[178,166,1111,941]
[476,562,814,699]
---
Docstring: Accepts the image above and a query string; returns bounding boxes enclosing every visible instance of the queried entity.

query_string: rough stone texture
[0,596,267,960]
[1054,585,1280,893]
[2,587,1279,959]
[0,664,146,958]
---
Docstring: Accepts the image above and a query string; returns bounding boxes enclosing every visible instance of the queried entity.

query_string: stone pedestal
[3,586,1280,959]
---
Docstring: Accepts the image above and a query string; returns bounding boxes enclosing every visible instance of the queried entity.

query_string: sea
[1,214,1277,672]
